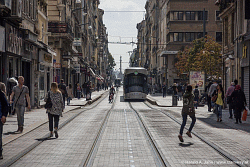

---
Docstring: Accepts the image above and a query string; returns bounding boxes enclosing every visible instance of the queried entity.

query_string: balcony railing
[48,22,73,38]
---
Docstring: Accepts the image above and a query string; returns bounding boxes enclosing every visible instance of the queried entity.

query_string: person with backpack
[231,85,247,124]
[193,86,199,109]
[178,85,196,142]
[44,82,64,138]
[0,82,8,159]
[58,79,67,108]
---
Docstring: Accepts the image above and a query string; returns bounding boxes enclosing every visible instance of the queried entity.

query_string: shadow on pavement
[179,142,194,147]
[198,115,250,134]
[36,137,57,141]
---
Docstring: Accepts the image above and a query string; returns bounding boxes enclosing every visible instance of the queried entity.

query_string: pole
[120,56,122,74]
[203,8,206,38]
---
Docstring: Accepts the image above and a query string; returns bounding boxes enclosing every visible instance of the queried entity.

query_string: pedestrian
[86,81,92,100]
[225,82,235,119]
[231,85,247,124]
[58,79,67,108]
[178,85,196,142]
[212,84,224,122]
[82,82,87,98]
[45,82,64,138]
[0,82,8,159]
[66,84,74,105]
[208,80,218,112]
[172,83,178,95]
[177,83,183,100]
[162,82,167,98]
[10,76,31,133]
[76,83,81,99]
[193,85,200,109]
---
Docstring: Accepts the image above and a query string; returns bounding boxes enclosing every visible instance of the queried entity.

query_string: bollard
[172,95,178,106]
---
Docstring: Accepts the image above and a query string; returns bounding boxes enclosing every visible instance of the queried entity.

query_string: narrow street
[0,88,249,167]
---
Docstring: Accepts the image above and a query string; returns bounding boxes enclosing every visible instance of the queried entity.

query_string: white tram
[123,67,148,100]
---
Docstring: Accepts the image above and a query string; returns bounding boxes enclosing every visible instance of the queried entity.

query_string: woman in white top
[44,82,64,138]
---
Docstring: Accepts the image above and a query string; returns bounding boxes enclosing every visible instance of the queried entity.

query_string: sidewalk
[3,90,107,145]
[146,94,250,133]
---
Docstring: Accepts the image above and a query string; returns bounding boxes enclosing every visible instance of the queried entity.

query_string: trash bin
[172,95,178,106]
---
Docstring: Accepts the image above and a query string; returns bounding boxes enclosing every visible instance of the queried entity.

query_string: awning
[89,68,96,76]
[160,51,178,57]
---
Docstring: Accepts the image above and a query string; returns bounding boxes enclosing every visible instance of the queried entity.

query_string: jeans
[77,91,81,99]
[229,103,234,118]
[16,105,25,127]
[0,122,3,154]
[194,97,199,108]
[207,96,211,111]
[67,97,71,105]
[215,104,222,119]
[180,113,196,135]
[83,88,86,97]
[163,91,166,98]
[48,113,59,132]
[62,95,66,108]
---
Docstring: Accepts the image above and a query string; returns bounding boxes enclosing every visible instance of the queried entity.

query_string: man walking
[208,80,218,112]
[58,79,67,108]
[10,76,31,133]
[226,82,235,119]
[162,82,167,98]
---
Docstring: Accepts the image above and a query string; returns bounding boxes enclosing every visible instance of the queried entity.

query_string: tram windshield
[124,74,147,93]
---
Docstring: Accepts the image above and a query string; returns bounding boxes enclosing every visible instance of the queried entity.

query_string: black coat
[231,90,246,110]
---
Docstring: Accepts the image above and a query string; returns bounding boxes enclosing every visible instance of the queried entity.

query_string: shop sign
[0,26,5,52]
[44,54,52,63]
[5,23,22,55]
[73,64,80,73]
[189,71,205,90]
[54,63,61,69]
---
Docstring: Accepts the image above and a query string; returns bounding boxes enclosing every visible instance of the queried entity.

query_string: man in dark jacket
[58,79,67,108]
[0,82,8,159]
[231,85,247,124]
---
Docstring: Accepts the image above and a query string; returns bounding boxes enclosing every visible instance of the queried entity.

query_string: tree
[175,36,222,79]
[108,53,116,70]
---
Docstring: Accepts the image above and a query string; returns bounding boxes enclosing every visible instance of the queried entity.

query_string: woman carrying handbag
[44,82,64,138]
[212,84,224,122]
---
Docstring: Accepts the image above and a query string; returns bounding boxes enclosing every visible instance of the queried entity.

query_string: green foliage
[175,36,222,78]
[108,53,116,69]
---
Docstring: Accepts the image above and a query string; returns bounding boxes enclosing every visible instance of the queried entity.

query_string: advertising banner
[189,71,205,90]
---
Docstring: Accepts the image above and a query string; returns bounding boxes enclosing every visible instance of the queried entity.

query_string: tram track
[1,92,110,167]
[128,102,169,167]
[143,101,247,167]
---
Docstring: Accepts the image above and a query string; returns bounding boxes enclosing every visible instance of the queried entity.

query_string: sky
[99,0,147,73]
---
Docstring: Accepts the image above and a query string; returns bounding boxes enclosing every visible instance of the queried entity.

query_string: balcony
[215,0,235,12]
[48,21,74,41]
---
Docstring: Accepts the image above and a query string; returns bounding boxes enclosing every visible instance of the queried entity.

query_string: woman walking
[44,82,64,138]
[77,83,81,100]
[231,85,247,124]
[66,84,74,105]
[178,85,196,142]
[212,84,224,122]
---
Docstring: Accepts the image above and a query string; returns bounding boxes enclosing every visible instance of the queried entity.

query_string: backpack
[194,89,199,98]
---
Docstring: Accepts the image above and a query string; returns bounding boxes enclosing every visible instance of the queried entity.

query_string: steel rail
[129,102,170,167]
[143,101,247,167]
[1,92,110,167]
[81,92,118,167]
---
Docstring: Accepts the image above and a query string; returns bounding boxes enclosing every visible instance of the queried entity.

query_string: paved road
[0,89,249,167]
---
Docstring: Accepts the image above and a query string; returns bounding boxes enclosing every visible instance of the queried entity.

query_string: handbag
[12,87,25,115]
[211,95,217,103]
[45,92,52,109]
[242,107,248,121]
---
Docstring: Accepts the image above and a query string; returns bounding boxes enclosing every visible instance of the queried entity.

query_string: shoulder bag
[45,92,52,109]
[12,87,25,115]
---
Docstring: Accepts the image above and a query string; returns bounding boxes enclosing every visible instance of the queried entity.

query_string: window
[216,32,222,42]
[186,12,195,20]
[186,33,195,42]
[173,12,183,20]
[197,32,203,39]
[174,33,183,42]
[198,11,208,20]
[216,11,221,21]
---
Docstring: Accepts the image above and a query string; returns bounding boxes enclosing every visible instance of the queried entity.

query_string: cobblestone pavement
[0,90,249,167]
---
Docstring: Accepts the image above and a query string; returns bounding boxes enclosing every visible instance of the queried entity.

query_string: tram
[114,78,121,87]
[123,67,148,100]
